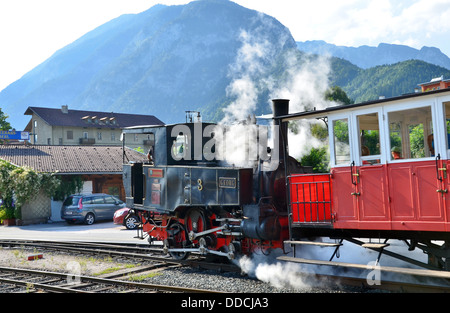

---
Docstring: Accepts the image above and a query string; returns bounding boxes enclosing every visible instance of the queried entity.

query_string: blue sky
[1,0,449,92]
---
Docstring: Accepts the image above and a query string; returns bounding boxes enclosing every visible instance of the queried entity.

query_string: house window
[47,138,51,145]
[67,130,73,140]
[97,132,102,140]
[34,120,37,128]
[59,138,63,145]
[111,132,116,141]
[83,132,88,139]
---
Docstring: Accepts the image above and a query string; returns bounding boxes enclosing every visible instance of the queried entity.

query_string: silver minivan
[61,193,126,225]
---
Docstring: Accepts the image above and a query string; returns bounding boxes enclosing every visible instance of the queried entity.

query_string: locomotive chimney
[272,99,289,164]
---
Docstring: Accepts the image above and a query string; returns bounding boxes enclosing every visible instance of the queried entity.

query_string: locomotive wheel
[166,222,190,260]
[185,208,207,238]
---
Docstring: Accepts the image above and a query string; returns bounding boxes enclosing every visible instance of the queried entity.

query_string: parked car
[61,193,126,225]
[113,207,140,230]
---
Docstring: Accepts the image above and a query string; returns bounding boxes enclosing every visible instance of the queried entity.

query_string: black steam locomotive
[122,99,310,259]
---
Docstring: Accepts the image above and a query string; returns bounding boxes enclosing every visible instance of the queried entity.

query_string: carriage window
[388,106,433,160]
[333,118,350,165]
[358,113,380,165]
[444,102,450,152]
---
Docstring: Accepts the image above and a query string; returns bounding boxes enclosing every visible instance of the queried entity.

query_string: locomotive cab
[122,122,243,212]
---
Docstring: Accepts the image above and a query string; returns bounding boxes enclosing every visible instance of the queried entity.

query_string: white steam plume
[237,252,310,290]
[220,13,338,163]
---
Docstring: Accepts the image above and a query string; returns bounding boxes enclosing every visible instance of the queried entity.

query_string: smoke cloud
[220,13,338,163]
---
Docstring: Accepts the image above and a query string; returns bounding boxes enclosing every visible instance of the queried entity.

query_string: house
[24,106,164,149]
[419,76,450,92]
[0,144,148,224]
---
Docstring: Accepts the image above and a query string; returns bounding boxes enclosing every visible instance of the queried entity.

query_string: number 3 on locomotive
[197,179,203,191]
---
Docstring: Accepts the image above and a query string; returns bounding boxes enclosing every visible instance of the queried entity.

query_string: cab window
[172,134,188,160]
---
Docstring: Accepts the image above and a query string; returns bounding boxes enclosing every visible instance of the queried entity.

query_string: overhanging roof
[279,88,450,122]
[0,145,147,174]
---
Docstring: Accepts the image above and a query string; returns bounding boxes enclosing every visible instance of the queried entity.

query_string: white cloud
[235,0,450,54]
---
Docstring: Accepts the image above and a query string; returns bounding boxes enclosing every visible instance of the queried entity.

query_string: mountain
[2,0,450,132]
[0,0,296,130]
[297,40,450,70]
[329,59,450,103]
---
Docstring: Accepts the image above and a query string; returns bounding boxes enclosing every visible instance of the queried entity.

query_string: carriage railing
[288,173,333,225]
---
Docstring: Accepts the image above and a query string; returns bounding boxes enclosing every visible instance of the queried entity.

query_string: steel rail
[0,239,241,273]
[0,266,223,293]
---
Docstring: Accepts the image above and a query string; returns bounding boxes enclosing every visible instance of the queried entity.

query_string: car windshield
[63,196,81,206]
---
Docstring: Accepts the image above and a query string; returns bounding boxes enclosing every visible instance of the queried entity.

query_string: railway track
[0,239,241,273]
[2,239,450,293]
[0,265,223,293]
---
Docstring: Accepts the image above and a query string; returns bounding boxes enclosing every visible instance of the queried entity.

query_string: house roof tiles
[0,145,147,174]
[24,106,164,129]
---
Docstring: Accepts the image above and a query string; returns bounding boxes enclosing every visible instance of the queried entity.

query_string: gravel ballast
[0,247,370,293]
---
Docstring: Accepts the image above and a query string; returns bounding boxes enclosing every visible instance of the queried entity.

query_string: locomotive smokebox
[272,99,289,163]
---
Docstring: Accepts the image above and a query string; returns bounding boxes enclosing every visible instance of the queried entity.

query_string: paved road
[0,221,147,244]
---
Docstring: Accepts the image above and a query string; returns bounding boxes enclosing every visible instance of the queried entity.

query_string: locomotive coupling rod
[168,246,231,259]
[188,225,229,241]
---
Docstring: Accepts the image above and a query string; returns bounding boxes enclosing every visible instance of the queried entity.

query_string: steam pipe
[272,99,289,164]
[272,99,293,241]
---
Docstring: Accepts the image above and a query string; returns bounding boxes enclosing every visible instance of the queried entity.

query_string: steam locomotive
[123,89,450,271]
[122,99,309,260]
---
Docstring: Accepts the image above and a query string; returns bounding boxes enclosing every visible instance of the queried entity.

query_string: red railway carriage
[281,88,450,269]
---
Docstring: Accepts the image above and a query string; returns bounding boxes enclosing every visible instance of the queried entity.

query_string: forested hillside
[330,59,450,103]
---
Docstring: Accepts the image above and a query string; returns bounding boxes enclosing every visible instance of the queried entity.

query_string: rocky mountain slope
[0,0,296,129]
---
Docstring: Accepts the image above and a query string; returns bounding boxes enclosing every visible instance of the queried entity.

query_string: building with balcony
[24,105,164,149]
[418,76,450,92]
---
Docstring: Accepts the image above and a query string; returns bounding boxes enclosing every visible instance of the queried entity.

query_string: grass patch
[128,272,162,282]
[93,264,136,276]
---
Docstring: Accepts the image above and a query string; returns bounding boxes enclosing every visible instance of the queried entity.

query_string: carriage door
[330,110,389,229]
[387,104,445,230]
[329,115,359,228]
[442,100,450,228]
[354,110,390,228]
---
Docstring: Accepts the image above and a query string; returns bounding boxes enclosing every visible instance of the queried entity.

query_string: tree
[325,86,354,105]
[300,147,329,173]
[0,108,12,144]
[0,108,11,130]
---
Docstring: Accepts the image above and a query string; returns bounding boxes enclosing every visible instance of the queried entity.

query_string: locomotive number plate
[219,177,236,188]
